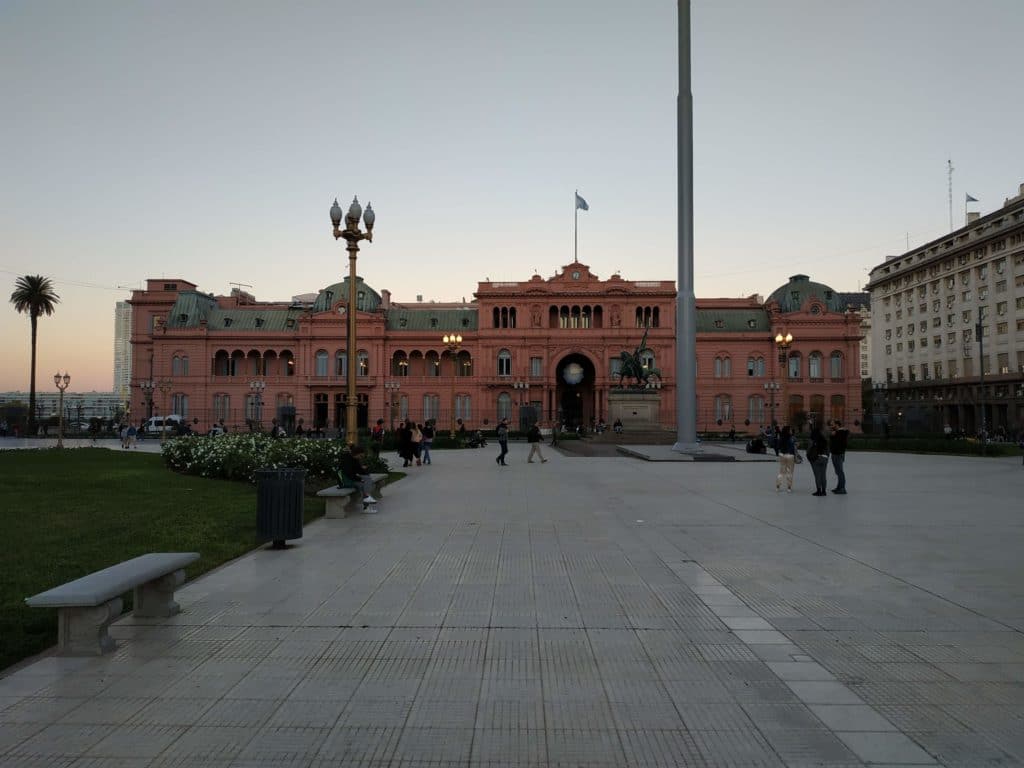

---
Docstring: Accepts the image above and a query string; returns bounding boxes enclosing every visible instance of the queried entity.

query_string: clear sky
[2,0,1022,392]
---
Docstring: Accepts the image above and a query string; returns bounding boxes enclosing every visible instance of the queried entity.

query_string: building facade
[127,264,863,435]
[867,182,1024,435]
[113,301,132,402]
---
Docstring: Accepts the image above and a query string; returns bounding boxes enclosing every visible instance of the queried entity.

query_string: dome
[313,277,382,312]
[766,274,845,314]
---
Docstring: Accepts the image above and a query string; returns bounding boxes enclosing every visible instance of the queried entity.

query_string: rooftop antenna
[229,282,252,292]
[947,158,954,232]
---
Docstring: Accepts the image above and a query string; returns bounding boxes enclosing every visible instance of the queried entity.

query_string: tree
[9,275,61,436]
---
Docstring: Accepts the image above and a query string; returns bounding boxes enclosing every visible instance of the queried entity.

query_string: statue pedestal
[608,391,662,429]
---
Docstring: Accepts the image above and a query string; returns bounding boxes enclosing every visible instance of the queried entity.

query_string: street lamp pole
[443,334,462,438]
[976,307,987,455]
[331,197,375,446]
[763,381,781,427]
[513,380,529,431]
[157,378,172,442]
[139,379,155,421]
[249,379,266,432]
[384,381,401,433]
[53,372,70,449]
[774,332,793,426]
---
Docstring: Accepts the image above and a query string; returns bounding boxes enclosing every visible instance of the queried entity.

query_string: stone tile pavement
[2,445,1024,766]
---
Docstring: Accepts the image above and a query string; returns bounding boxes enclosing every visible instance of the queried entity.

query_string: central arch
[555,353,597,430]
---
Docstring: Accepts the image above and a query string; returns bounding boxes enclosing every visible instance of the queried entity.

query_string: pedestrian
[397,420,414,467]
[411,422,423,466]
[807,423,830,496]
[775,425,796,492]
[421,420,434,465]
[495,418,509,466]
[371,418,385,458]
[526,421,547,463]
[295,418,305,437]
[829,419,849,494]
[126,423,137,448]
[550,420,560,447]
[120,423,128,449]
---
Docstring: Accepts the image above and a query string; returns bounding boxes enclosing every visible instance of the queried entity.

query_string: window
[885,344,892,354]
[714,394,732,422]
[172,355,189,376]
[610,358,622,378]
[933,362,943,380]
[808,352,823,379]
[497,393,512,420]
[932,300,940,312]
[787,354,800,379]
[213,394,230,421]
[884,329,892,340]
[171,394,188,418]
[829,352,843,378]
[746,357,765,377]
[641,350,655,372]
[919,321,927,333]
[455,394,471,420]
[963,329,973,342]
[423,394,440,421]
[997,322,1008,335]
[962,311,971,324]
[947,332,956,345]
[530,357,542,377]
[335,351,347,376]
[962,290,971,302]
[497,349,512,376]
[996,301,1007,316]
[933,335,941,348]
[315,350,329,377]
[908,340,915,352]
[747,395,765,424]
[713,356,731,378]
[358,351,369,377]
[996,280,1007,293]
[932,317,941,328]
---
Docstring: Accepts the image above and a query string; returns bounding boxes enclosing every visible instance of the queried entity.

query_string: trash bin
[255,468,305,548]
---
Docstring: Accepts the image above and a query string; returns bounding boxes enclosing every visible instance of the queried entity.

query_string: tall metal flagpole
[574,189,578,263]
[673,0,699,451]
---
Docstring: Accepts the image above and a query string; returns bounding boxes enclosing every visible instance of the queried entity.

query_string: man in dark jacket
[495,419,509,466]
[808,423,830,496]
[829,420,850,494]
[526,422,547,464]
[339,445,377,504]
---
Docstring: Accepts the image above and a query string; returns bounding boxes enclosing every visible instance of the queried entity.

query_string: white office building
[113,301,132,401]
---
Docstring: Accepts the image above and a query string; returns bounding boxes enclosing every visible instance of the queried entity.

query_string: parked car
[143,415,184,435]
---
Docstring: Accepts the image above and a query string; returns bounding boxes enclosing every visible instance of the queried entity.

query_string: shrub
[162,434,389,482]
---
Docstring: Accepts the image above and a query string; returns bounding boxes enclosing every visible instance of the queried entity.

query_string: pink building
[128,265,863,434]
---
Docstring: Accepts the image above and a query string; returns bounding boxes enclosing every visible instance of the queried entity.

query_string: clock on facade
[562,362,585,385]
[571,271,580,280]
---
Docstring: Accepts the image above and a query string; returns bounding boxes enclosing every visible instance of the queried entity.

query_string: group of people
[774,419,849,496]
[495,419,549,466]
[392,419,435,468]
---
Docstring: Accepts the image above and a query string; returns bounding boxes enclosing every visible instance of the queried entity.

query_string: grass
[0,448,325,672]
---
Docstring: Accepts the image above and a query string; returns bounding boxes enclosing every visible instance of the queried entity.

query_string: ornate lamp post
[139,379,155,420]
[763,381,781,427]
[443,334,463,438]
[331,196,375,446]
[249,379,266,432]
[53,372,70,449]
[384,380,401,433]
[774,332,793,425]
[512,379,529,431]
[157,378,172,442]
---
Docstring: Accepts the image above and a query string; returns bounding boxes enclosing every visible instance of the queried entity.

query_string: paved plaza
[2,445,1024,766]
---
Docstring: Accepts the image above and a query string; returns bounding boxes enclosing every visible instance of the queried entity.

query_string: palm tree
[10,275,61,436]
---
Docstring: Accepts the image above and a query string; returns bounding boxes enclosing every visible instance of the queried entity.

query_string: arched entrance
[555,354,596,430]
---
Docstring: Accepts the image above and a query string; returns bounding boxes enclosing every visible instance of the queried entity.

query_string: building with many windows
[127,264,863,435]
[113,301,132,403]
[866,182,1024,435]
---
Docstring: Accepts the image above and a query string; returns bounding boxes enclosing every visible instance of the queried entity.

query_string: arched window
[171,393,188,418]
[172,355,189,377]
[571,306,580,329]
[316,350,329,377]
[457,351,473,377]
[635,307,644,328]
[747,356,765,377]
[714,357,722,378]
[508,307,517,329]
[423,394,440,421]
[830,352,844,379]
[392,352,409,377]
[641,351,655,372]
[652,307,660,328]
[280,350,295,377]
[214,350,230,376]
[808,352,823,379]
[559,306,570,329]
[230,351,245,377]
[213,393,230,421]
[335,351,346,377]
[581,306,591,329]
[497,393,512,420]
[493,307,500,328]
[788,353,801,379]
[426,351,440,377]
[358,351,369,377]
[497,349,512,376]
[747,395,765,424]
[714,394,732,423]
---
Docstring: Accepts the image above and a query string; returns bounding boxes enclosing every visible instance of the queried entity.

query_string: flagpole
[574,189,578,263]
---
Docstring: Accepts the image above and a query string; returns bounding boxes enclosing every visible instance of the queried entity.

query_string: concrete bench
[25,552,199,656]
[319,473,388,517]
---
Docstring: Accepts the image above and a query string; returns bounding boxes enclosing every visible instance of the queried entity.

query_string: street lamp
[139,379,155,420]
[331,196,375,446]
[157,378,172,442]
[512,380,530,431]
[443,334,462,438]
[53,372,70,449]
[384,380,401,433]
[763,381,781,426]
[774,332,793,425]
[249,379,266,432]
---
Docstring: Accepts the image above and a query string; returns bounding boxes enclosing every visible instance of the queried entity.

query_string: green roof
[385,307,478,332]
[165,291,303,332]
[696,308,769,333]
[165,291,218,328]
[766,274,844,313]
[313,277,382,312]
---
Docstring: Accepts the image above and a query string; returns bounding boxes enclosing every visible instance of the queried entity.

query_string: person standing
[397,420,414,467]
[495,418,509,466]
[411,423,423,466]
[829,420,849,494]
[526,422,547,463]
[550,420,560,447]
[421,421,434,465]
[775,425,796,492]
[807,423,830,496]
[371,418,385,459]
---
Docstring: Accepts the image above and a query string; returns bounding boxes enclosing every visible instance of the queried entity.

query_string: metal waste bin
[255,468,305,548]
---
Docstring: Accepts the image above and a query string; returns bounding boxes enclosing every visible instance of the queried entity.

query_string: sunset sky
[3,0,1022,392]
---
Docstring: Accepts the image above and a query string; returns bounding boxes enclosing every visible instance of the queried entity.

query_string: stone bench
[318,473,388,518]
[25,552,199,656]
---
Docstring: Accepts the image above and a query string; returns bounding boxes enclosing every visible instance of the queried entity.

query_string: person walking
[550,420,560,447]
[421,421,434,465]
[411,423,423,466]
[526,422,547,463]
[829,419,849,494]
[495,418,509,466]
[807,423,830,496]
[775,425,796,492]
[397,420,414,467]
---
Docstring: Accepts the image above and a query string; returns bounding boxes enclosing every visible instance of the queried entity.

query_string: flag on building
[575,192,589,211]
[966,193,979,203]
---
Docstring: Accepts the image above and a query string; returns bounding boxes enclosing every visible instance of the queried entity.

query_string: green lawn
[0,448,325,671]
